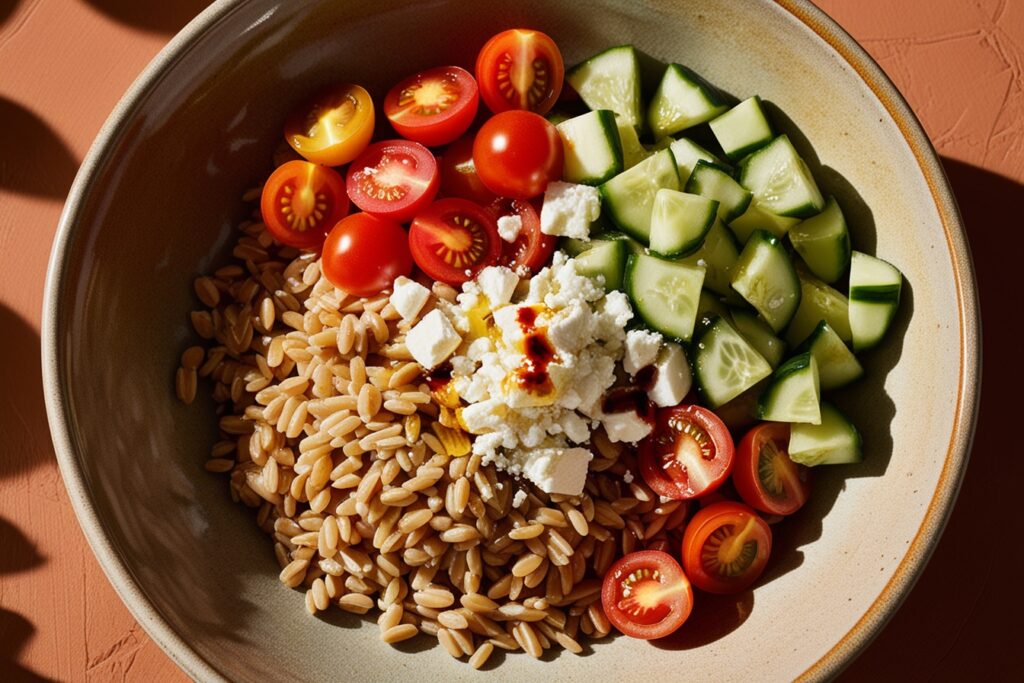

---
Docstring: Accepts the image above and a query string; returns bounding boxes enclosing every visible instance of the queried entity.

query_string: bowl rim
[41,1,981,681]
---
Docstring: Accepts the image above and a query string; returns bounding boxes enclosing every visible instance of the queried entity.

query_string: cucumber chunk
[738,135,825,218]
[668,137,720,186]
[731,308,786,368]
[788,197,851,283]
[679,219,740,298]
[797,320,864,390]
[789,403,863,466]
[616,115,649,169]
[647,63,729,138]
[697,290,731,323]
[730,230,801,333]
[556,110,624,185]
[692,315,773,408]
[599,149,680,243]
[625,253,705,341]
[727,200,801,243]
[849,251,903,351]
[684,160,753,223]
[757,353,821,424]
[709,95,774,160]
[567,46,649,130]
[571,239,627,292]
[785,272,852,347]
[649,189,718,257]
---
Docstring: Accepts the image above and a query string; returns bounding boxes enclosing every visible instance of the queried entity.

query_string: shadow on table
[0,98,78,200]
[81,0,211,35]
[839,159,1022,680]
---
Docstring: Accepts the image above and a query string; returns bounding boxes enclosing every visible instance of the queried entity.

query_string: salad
[175,28,903,666]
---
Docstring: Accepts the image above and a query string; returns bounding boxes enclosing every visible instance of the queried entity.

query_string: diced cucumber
[556,110,624,185]
[697,290,731,323]
[599,149,680,243]
[785,272,852,347]
[692,315,773,407]
[546,101,589,126]
[649,189,718,257]
[757,353,821,424]
[616,115,649,169]
[709,96,774,160]
[571,239,627,292]
[684,160,753,223]
[559,237,592,258]
[648,64,729,138]
[679,219,740,298]
[625,253,705,341]
[849,251,903,351]
[789,403,863,466]
[567,46,661,131]
[668,137,721,186]
[797,320,863,390]
[731,308,786,368]
[738,135,825,218]
[730,230,801,333]
[788,197,851,283]
[727,200,801,243]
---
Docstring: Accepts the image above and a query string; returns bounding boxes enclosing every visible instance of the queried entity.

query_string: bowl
[42,0,980,680]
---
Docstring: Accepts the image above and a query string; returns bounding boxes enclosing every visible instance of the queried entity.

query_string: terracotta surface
[0,1,1017,681]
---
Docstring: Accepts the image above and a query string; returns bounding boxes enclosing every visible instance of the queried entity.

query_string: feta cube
[406,309,462,369]
[477,266,518,307]
[648,342,692,407]
[518,446,593,495]
[623,329,663,375]
[497,214,523,243]
[390,276,431,321]
[461,399,506,433]
[548,302,592,354]
[601,410,653,444]
[512,489,528,508]
[540,181,601,239]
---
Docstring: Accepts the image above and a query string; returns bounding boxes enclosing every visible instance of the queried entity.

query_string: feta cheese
[600,409,653,444]
[406,309,462,369]
[540,181,601,239]
[548,302,593,354]
[477,266,518,307]
[512,489,528,508]
[497,214,523,243]
[390,276,431,321]
[648,342,693,407]
[517,447,593,495]
[623,329,663,375]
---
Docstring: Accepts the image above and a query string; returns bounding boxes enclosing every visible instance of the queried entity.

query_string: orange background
[0,1,1020,680]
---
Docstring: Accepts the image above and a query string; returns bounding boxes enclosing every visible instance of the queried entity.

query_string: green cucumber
[571,239,627,292]
[679,218,740,298]
[849,251,903,351]
[649,189,718,257]
[647,63,729,138]
[556,110,624,185]
[668,137,721,186]
[729,230,801,333]
[697,290,731,323]
[709,95,774,160]
[567,46,649,130]
[731,308,786,368]
[738,135,825,218]
[625,253,705,341]
[692,315,773,407]
[785,272,852,347]
[788,197,851,283]
[599,148,680,243]
[789,403,863,466]
[727,200,801,243]
[616,115,649,169]
[684,160,753,223]
[797,320,863,390]
[756,352,821,424]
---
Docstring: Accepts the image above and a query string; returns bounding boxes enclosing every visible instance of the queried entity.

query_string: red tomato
[733,423,810,516]
[601,550,693,640]
[408,198,502,285]
[284,84,374,166]
[681,502,772,594]
[321,213,412,296]
[346,140,440,224]
[488,197,556,273]
[473,111,563,199]
[384,66,479,147]
[260,160,349,249]
[639,405,735,500]
[439,133,497,205]
[475,29,564,115]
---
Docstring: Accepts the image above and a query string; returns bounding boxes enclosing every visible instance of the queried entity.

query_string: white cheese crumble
[512,489,528,508]
[406,309,462,369]
[623,329,663,375]
[496,214,523,243]
[648,342,692,407]
[540,181,601,240]
[389,276,431,322]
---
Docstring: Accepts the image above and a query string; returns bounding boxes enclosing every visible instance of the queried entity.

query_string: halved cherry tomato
[733,423,810,516]
[488,197,555,273]
[601,550,693,640]
[475,29,564,115]
[439,134,497,205]
[682,501,772,594]
[321,213,412,297]
[345,140,440,224]
[284,85,374,166]
[409,198,502,285]
[260,160,349,249]
[384,66,479,147]
[639,405,735,500]
[473,111,563,199]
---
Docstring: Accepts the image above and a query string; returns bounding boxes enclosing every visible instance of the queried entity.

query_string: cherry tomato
[488,197,555,273]
[321,213,412,296]
[439,134,497,205]
[475,29,564,115]
[473,111,563,199]
[260,160,349,249]
[733,423,810,516]
[682,502,772,594]
[639,404,735,500]
[601,550,693,640]
[408,198,502,286]
[284,84,374,166]
[384,66,479,147]
[345,140,440,224]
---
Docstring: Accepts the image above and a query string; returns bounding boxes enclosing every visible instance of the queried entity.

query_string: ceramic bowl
[43,0,980,680]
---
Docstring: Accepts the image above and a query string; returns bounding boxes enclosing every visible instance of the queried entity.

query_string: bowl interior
[49,0,969,680]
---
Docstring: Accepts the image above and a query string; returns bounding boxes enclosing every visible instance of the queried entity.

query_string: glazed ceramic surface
[43,1,979,681]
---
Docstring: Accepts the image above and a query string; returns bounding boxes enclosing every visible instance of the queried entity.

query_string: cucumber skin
[755,352,820,423]
[788,403,863,466]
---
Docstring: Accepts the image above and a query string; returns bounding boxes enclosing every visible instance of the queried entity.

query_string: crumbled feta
[477,266,518,308]
[518,447,593,495]
[406,309,462,369]
[497,214,523,243]
[540,181,601,239]
[512,489,528,508]
[623,470,634,484]
[648,342,692,407]
[623,329,663,375]
[390,276,431,321]
[600,409,653,443]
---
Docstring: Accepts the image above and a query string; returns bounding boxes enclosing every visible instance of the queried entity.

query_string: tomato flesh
[321,213,412,297]
[346,140,439,224]
[682,501,772,594]
[488,197,555,273]
[284,84,374,166]
[439,134,497,205]
[601,550,693,640]
[260,160,349,249]
[473,110,563,199]
[475,29,564,115]
[384,66,479,147]
[409,198,502,285]
[639,404,735,500]
[734,423,810,516]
